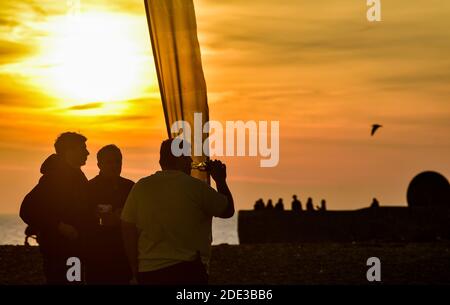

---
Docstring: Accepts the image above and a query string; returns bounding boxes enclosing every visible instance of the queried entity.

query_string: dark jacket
[86,175,134,284]
[19,154,93,257]
[88,175,134,214]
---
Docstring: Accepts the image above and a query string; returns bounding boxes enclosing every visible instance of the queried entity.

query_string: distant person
[275,198,284,211]
[306,197,314,212]
[266,199,274,209]
[259,199,265,209]
[321,199,327,211]
[86,145,134,285]
[19,132,93,284]
[371,198,380,208]
[254,198,264,210]
[318,199,327,212]
[291,195,302,211]
[121,139,234,285]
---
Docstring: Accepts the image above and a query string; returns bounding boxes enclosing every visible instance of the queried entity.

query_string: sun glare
[39,12,153,114]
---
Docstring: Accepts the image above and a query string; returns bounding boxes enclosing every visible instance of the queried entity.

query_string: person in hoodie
[20,132,92,284]
[86,145,134,284]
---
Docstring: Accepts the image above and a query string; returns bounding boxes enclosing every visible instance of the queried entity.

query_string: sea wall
[238,207,450,243]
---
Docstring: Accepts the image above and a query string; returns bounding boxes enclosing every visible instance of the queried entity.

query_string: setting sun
[38,12,154,114]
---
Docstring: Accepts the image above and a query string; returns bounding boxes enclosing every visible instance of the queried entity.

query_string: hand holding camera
[209,160,227,182]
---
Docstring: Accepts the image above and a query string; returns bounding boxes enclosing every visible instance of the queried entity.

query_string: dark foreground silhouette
[2,242,450,285]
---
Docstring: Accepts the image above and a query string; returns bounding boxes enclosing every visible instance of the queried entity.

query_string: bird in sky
[371,124,382,136]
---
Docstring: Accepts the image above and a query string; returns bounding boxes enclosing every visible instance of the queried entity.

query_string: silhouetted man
[320,199,327,211]
[20,132,92,284]
[371,198,380,208]
[292,195,302,211]
[275,198,284,210]
[254,198,264,210]
[266,199,274,209]
[121,139,234,285]
[86,145,134,284]
[306,197,314,212]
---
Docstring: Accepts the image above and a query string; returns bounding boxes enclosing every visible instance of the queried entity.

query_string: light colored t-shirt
[121,170,228,273]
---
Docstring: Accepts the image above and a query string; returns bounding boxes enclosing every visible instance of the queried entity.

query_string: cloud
[378,113,450,128]
[197,0,450,76]
[100,114,156,123]
[0,77,24,104]
[101,0,145,14]
[374,71,450,87]
[0,1,64,69]
[0,16,19,27]
[0,73,53,108]
[66,102,103,110]
[0,40,35,65]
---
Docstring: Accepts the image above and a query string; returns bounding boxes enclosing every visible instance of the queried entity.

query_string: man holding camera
[121,138,234,285]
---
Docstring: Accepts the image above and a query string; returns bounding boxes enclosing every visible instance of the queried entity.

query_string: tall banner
[144,0,209,181]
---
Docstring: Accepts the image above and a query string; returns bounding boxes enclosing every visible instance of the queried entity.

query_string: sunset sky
[1,0,449,214]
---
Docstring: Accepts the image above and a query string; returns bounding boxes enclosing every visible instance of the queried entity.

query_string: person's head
[293,195,297,200]
[159,138,192,175]
[97,144,122,178]
[54,132,89,168]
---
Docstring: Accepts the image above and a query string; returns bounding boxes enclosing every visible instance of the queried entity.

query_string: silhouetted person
[317,199,327,212]
[254,198,264,210]
[321,199,327,211]
[291,195,302,211]
[19,132,93,284]
[121,139,234,285]
[266,199,274,209]
[275,198,284,211]
[306,197,314,212]
[371,198,380,208]
[86,145,134,285]
[259,199,265,209]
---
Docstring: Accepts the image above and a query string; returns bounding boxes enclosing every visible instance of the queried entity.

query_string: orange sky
[1,0,449,214]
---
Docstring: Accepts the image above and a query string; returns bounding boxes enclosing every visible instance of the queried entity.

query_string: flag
[144,0,209,181]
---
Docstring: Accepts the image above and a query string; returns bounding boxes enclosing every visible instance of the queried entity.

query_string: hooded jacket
[20,154,94,256]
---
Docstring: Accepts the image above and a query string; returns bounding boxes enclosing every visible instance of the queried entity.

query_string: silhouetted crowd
[254,195,327,212]
[254,196,383,212]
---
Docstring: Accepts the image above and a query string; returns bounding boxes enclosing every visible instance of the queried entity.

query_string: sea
[0,214,239,246]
